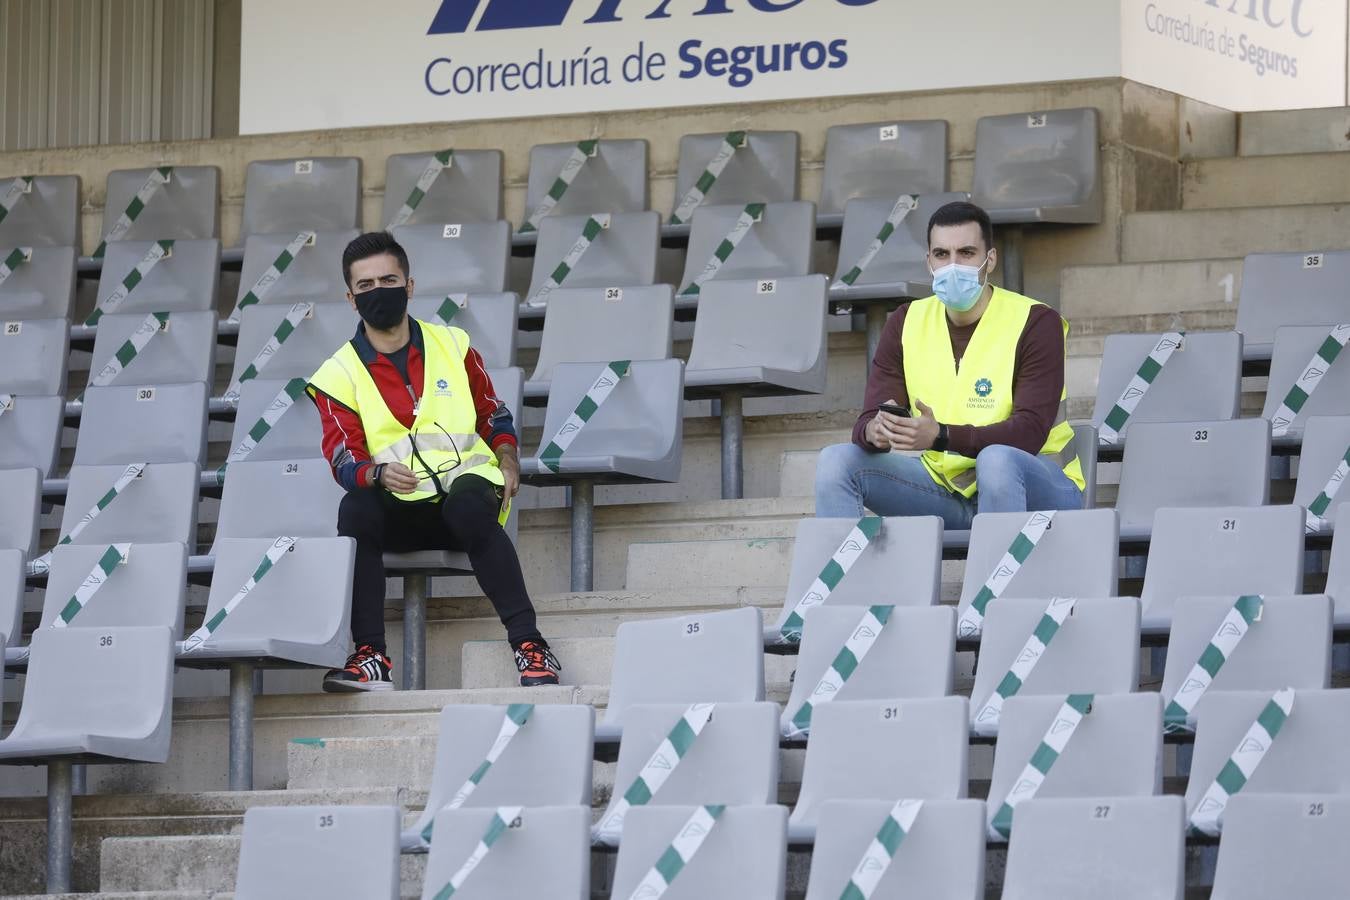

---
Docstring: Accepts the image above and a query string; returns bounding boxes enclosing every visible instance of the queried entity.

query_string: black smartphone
[878,402,910,418]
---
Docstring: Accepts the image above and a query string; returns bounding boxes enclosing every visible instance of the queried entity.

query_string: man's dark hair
[342,231,410,289]
[927,201,994,252]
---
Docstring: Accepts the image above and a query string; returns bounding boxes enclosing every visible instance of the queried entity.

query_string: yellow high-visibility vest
[309,320,505,511]
[900,288,1083,498]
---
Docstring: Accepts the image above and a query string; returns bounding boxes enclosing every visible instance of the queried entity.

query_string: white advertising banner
[239,0,1123,134]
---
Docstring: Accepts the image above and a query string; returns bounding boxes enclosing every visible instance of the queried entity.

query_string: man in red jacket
[307,231,559,691]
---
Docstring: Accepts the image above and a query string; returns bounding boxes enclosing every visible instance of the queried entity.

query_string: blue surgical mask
[930,254,991,312]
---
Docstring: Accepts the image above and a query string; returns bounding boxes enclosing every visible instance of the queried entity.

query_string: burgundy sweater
[851,301,1067,457]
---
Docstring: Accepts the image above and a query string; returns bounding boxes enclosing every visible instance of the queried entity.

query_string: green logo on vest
[974,378,993,398]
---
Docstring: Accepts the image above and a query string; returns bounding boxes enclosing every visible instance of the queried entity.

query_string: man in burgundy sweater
[815,202,1083,528]
[307,232,559,691]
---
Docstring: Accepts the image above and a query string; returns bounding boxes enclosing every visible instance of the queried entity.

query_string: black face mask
[354,285,408,331]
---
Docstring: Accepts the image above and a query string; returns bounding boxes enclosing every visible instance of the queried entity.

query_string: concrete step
[1239,107,1350,157]
[1122,203,1350,263]
[1182,153,1350,209]
[1060,258,1243,326]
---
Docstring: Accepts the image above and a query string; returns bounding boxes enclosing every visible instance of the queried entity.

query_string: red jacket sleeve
[464,347,518,452]
[308,386,380,490]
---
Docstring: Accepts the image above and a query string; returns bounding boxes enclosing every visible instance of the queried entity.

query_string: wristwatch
[932,423,949,453]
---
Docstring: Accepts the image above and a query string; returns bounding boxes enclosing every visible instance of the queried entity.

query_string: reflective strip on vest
[670,131,748,225]
[388,150,453,227]
[519,140,598,234]
[93,167,173,258]
[1268,324,1350,437]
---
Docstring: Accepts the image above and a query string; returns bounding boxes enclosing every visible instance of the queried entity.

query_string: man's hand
[865,399,909,450]
[496,445,521,499]
[378,462,420,494]
[889,398,941,451]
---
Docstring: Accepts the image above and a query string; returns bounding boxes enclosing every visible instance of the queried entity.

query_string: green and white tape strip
[0,246,31,290]
[838,799,924,900]
[1189,687,1295,837]
[216,378,309,484]
[785,605,893,739]
[1164,595,1264,734]
[778,515,882,643]
[1305,444,1350,533]
[1269,324,1350,438]
[229,230,315,322]
[388,150,453,227]
[27,462,145,576]
[81,312,169,397]
[623,805,725,900]
[679,202,765,296]
[0,176,32,225]
[93,167,172,258]
[224,301,313,402]
[520,139,598,234]
[429,805,523,900]
[957,510,1056,639]
[180,536,297,653]
[51,544,130,627]
[1098,332,1184,444]
[971,596,1078,737]
[418,704,534,845]
[526,213,610,308]
[0,393,12,420]
[836,195,917,287]
[540,360,630,473]
[86,239,175,326]
[593,702,716,844]
[432,294,468,325]
[670,131,748,225]
[988,693,1094,841]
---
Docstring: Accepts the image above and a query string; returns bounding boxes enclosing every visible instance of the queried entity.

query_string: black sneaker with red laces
[323,644,394,692]
[513,639,561,687]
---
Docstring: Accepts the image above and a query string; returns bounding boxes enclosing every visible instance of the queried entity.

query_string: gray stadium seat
[1092,331,1243,443]
[804,799,985,900]
[526,211,658,305]
[1211,794,1350,899]
[673,131,799,218]
[1161,596,1331,714]
[610,805,787,900]
[86,310,216,389]
[92,238,221,319]
[241,157,360,238]
[74,382,208,466]
[383,148,502,226]
[0,468,40,555]
[229,301,358,390]
[59,462,199,548]
[0,174,80,247]
[212,457,346,547]
[678,202,814,294]
[1114,419,1270,536]
[101,165,219,244]
[420,806,589,900]
[225,379,321,465]
[408,293,517,370]
[970,597,1140,735]
[1323,504,1350,626]
[1001,796,1185,900]
[770,515,943,641]
[0,624,174,764]
[235,805,399,900]
[41,542,186,633]
[405,704,593,850]
[0,549,22,647]
[1261,325,1350,438]
[598,607,765,739]
[522,139,648,228]
[234,229,360,311]
[781,607,955,738]
[790,698,968,841]
[0,318,67,396]
[1236,250,1350,360]
[958,508,1119,616]
[0,245,76,320]
[1294,415,1350,534]
[819,120,948,221]
[830,191,968,301]
[393,221,510,296]
[988,693,1162,835]
[525,285,673,396]
[1186,689,1350,826]
[972,108,1102,225]
[1140,505,1304,631]
[0,394,63,478]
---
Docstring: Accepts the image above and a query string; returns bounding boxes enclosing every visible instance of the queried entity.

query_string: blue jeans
[814,443,1083,530]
